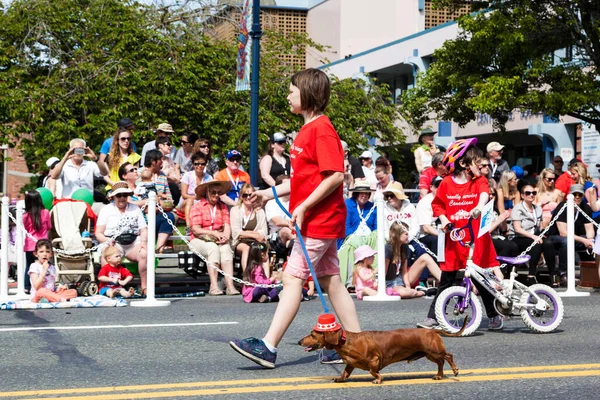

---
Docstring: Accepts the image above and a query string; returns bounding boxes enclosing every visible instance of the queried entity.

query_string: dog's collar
[339,329,346,346]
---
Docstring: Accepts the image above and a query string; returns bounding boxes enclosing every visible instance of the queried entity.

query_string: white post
[363,191,400,302]
[0,197,10,302]
[559,194,589,297]
[131,191,170,307]
[13,200,28,299]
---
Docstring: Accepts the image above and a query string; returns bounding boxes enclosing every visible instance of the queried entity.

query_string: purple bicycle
[435,217,564,336]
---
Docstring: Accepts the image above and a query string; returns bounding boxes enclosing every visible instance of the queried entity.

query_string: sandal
[209,288,224,296]
[157,246,174,254]
[226,288,241,296]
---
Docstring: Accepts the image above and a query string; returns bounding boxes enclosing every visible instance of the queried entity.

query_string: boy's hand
[290,204,307,231]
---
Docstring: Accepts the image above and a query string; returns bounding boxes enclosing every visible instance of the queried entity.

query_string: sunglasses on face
[384,193,395,200]
[126,168,137,174]
[545,177,555,182]
[574,193,584,198]
[115,193,129,198]
[524,190,537,196]
[119,137,131,142]
[193,162,207,167]
[229,158,241,163]
[553,160,563,164]
[241,193,251,199]
[478,163,490,168]
[181,140,190,145]
[198,144,209,148]
[274,140,286,145]
[163,142,172,146]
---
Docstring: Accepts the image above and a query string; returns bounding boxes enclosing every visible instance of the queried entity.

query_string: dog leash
[272,187,330,313]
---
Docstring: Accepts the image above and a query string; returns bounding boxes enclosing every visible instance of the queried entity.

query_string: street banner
[235,0,253,92]
[478,199,495,238]
[581,123,600,179]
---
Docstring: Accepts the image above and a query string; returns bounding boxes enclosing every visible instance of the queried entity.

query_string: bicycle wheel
[519,284,564,333]
[435,285,482,336]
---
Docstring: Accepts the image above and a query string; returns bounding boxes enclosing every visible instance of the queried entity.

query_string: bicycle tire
[519,284,564,333]
[435,285,482,336]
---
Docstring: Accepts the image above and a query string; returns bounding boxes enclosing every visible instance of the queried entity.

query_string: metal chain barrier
[155,202,282,289]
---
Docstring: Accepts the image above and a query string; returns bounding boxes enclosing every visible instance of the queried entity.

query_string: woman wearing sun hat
[95,181,148,294]
[413,128,440,173]
[188,180,240,296]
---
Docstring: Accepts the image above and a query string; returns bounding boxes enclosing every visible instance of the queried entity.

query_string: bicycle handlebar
[448,216,476,247]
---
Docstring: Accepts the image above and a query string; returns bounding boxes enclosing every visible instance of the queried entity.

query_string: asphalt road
[1,288,600,400]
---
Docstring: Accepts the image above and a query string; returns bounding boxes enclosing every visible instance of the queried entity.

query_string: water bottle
[81,230,90,238]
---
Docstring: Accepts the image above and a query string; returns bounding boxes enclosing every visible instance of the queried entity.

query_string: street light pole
[249,0,262,187]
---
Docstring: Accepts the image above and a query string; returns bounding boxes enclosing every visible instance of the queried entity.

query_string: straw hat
[313,314,342,332]
[195,180,232,198]
[383,182,408,200]
[350,181,374,193]
[109,181,134,198]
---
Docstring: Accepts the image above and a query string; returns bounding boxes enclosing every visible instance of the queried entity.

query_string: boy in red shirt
[230,68,361,368]
[417,138,504,331]
[97,246,134,298]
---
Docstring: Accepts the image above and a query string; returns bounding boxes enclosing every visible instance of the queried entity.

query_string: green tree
[0,0,403,187]
[400,0,600,130]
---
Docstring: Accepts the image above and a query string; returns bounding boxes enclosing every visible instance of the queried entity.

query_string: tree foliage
[0,0,403,179]
[400,0,600,130]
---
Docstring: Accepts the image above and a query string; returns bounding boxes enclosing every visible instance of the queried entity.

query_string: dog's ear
[323,330,340,347]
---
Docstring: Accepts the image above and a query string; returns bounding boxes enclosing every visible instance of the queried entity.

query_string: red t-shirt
[97,264,134,290]
[418,167,439,193]
[289,116,345,239]
[554,172,573,196]
[432,175,498,272]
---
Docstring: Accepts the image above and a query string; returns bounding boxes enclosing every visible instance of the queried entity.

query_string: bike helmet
[442,138,478,174]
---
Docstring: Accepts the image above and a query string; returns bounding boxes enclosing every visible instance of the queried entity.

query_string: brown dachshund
[298,320,466,384]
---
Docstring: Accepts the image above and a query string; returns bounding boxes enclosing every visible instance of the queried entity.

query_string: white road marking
[0,322,238,333]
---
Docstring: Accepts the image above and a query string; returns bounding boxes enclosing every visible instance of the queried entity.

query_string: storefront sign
[581,124,600,179]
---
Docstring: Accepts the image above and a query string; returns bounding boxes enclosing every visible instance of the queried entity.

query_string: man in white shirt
[264,175,296,252]
[51,138,108,199]
[140,123,177,165]
[415,176,443,254]
[360,150,377,188]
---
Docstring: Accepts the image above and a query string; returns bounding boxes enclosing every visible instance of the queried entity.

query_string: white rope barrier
[131,191,170,307]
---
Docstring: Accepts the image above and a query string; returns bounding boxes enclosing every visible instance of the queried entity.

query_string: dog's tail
[436,317,468,337]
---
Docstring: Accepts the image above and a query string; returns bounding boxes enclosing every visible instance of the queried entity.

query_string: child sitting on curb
[29,239,78,303]
[97,246,135,298]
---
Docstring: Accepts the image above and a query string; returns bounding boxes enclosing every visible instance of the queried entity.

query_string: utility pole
[249,0,262,187]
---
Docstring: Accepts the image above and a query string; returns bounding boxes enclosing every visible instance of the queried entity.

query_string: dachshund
[298,319,466,384]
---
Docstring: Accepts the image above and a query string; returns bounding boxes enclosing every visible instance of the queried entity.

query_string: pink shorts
[285,238,339,281]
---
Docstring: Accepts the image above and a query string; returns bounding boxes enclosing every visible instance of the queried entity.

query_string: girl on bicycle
[416,138,504,331]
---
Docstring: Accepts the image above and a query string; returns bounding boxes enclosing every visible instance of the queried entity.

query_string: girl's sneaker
[488,315,504,330]
[230,337,277,369]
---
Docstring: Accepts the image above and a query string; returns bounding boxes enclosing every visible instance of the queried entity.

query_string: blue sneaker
[230,337,277,369]
[320,349,344,364]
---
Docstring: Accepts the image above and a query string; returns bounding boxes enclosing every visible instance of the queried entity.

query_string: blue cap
[226,150,242,160]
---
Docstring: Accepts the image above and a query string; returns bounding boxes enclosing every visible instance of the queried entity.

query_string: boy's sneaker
[488,315,504,331]
[320,349,344,364]
[416,318,441,330]
[229,337,277,369]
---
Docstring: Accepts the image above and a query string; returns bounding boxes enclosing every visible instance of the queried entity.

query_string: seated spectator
[418,152,447,198]
[140,123,177,164]
[175,132,199,174]
[341,140,365,181]
[511,184,558,287]
[118,162,144,208]
[497,170,520,215]
[99,127,141,190]
[95,182,148,294]
[98,117,137,166]
[242,241,279,303]
[50,138,108,199]
[188,180,240,296]
[486,141,509,182]
[214,150,251,207]
[28,239,78,303]
[192,138,220,177]
[385,222,441,298]
[41,157,62,198]
[547,184,595,284]
[551,156,564,178]
[259,132,291,189]
[535,168,564,228]
[375,158,398,192]
[179,152,213,233]
[352,245,386,300]
[360,150,377,188]
[415,176,443,254]
[555,160,586,197]
[97,246,135,298]
[231,184,268,272]
[156,136,181,205]
[264,175,295,254]
[382,182,416,241]
[338,181,377,249]
[138,150,177,254]
[413,128,440,173]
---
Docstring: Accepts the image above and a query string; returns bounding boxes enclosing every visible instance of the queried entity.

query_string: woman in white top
[230,183,268,272]
[414,129,440,173]
[510,184,558,287]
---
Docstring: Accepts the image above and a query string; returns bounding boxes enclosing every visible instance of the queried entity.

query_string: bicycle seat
[496,255,531,265]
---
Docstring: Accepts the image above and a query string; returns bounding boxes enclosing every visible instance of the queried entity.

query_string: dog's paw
[432,375,443,380]
[333,378,346,383]
[372,379,382,384]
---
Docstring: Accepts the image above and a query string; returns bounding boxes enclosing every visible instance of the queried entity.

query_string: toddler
[28,239,78,303]
[97,246,135,298]
[134,168,154,200]
[353,245,399,300]
[241,242,279,303]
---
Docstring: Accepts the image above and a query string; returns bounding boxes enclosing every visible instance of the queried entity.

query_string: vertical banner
[235,0,253,92]
[581,123,600,179]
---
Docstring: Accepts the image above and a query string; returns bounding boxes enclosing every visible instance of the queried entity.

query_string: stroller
[49,200,98,296]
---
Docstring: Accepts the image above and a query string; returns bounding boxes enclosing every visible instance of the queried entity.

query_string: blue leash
[272,187,330,313]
